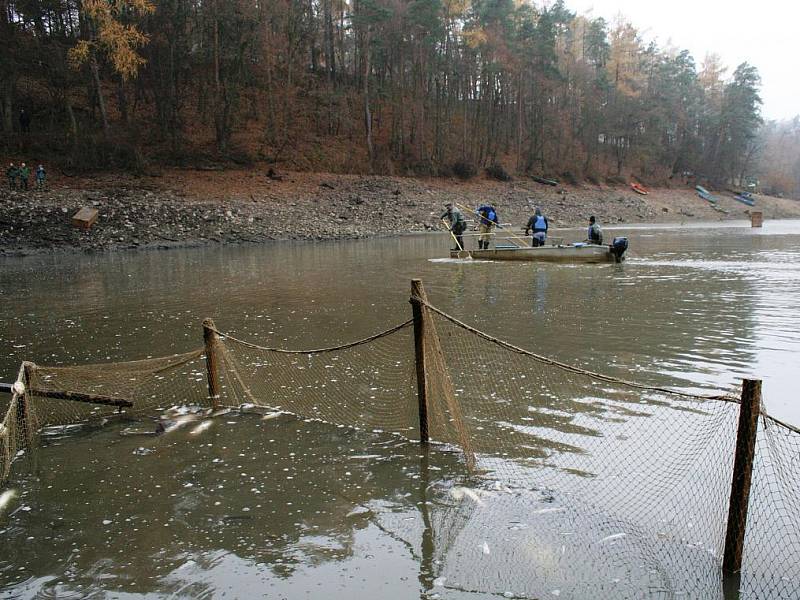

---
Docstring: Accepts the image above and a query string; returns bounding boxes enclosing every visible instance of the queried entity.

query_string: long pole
[203,319,222,411]
[410,279,429,445]
[723,378,762,574]
[455,202,529,248]
[441,218,464,252]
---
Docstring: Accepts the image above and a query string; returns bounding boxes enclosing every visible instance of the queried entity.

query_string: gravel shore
[2,169,798,255]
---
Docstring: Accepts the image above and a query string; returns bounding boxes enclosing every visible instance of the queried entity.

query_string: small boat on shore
[630,183,649,195]
[532,175,559,186]
[733,192,755,206]
[696,186,715,203]
[450,239,629,263]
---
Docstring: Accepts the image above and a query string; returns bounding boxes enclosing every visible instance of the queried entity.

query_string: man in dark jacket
[525,207,549,246]
[18,163,30,191]
[587,216,603,244]
[6,163,17,190]
[441,203,467,251]
[19,109,31,133]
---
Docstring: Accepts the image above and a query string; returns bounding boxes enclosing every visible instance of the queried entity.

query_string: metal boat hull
[450,244,623,263]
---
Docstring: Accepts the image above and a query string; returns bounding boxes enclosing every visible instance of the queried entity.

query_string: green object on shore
[532,175,559,186]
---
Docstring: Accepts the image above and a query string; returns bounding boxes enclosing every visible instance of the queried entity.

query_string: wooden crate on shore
[71,207,99,230]
[750,211,763,228]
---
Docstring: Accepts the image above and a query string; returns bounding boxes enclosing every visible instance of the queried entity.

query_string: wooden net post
[410,279,430,445]
[17,362,36,450]
[723,378,762,574]
[203,319,221,411]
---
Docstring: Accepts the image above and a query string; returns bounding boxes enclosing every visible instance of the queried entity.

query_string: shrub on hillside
[560,170,579,185]
[486,162,512,181]
[452,161,477,180]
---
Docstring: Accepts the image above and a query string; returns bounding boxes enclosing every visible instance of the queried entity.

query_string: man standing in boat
[525,207,549,247]
[587,216,603,244]
[441,203,467,251]
[476,204,499,250]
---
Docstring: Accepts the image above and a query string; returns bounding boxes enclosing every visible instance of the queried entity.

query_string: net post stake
[410,279,429,445]
[723,378,761,575]
[16,362,36,450]
[203,319,221,411]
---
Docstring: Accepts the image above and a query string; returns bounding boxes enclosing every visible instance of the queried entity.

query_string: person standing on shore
[476,203,499,250]
[35,164,46,189]
[441,203,467,251]
[525,207,549,247]
[18,163,30,191]
[587,216,603,244]
[6,163,17,190]
[19,109,31,133]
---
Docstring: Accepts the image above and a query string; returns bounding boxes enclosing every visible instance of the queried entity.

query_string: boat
[450,239,629,264]
[733,192,755,207]
[532,175,559,186]
[696,186,715,203]
[630,183,649,195]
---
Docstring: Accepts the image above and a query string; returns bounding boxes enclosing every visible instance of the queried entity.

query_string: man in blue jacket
[476,204,498,250]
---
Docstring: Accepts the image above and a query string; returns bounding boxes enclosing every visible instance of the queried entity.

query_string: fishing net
[2,290,800,598]
[739,415,800,598]
[24,349,209,428]
[211,320,420,438]
[421,307,741,552]
[0,349,209,481]
[0,366,26,484]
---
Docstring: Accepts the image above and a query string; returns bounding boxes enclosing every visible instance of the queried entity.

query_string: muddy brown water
[1,220,800,598]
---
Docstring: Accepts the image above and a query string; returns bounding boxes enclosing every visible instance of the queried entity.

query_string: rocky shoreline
[2,169,799,256]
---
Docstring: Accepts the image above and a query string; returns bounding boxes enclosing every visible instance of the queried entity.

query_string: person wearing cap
[441,203,467,251]
[587,216,603,244]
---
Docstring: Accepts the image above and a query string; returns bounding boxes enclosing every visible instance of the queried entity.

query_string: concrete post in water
[723,379,762,574]
[750,212,763,228]
[410,279,430,445]
[203,319,221,411]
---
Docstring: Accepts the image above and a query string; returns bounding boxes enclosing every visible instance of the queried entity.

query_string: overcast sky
[567,0,799,121]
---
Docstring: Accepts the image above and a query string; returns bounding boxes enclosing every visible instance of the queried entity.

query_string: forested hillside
[1,0,794,195]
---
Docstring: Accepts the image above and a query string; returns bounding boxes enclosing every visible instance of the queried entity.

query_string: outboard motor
[610,237,629,262]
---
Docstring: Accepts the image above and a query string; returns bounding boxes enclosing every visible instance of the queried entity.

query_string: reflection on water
[3,220,800,597]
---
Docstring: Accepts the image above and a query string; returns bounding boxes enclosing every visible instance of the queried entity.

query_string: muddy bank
[2,168,799,255]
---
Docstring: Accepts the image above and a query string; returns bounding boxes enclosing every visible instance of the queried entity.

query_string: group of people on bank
[441,202,603,250]
[6,162,46,191]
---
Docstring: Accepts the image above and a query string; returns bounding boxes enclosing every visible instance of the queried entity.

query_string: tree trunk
[2,81,13,134]
[363,30,374,168]
[90,55,110,132]
[65,97,78,140]
[324,0,336,83]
